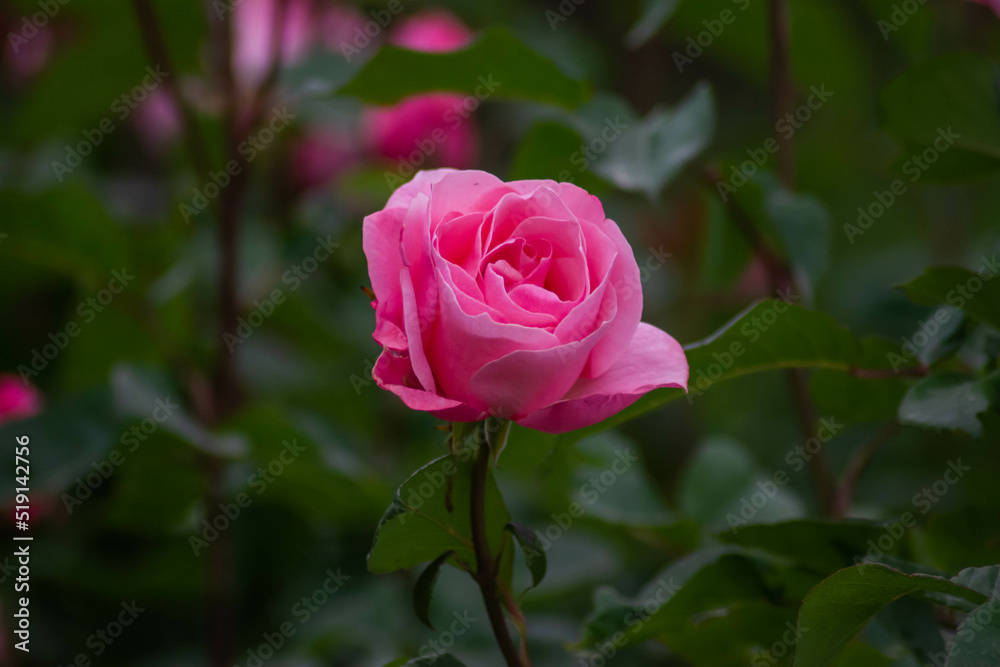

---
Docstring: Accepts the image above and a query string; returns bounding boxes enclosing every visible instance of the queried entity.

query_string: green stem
[469,420,524,667]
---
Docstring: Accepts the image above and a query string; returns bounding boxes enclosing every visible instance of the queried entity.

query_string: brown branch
[768,0,796,188]
[130,0,216,198]
[835,423,901,516]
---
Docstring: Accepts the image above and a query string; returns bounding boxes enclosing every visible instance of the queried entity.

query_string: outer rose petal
[584,217,642,377]
[373,352,485,422]
[385,168,456,209]
[516,323,689,434]
[362,206,407,349]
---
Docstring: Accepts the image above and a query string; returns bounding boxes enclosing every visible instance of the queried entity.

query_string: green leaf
[580,550,803,663]
[925,509,1000,572]
[698,194,753,290]
[0,186,130,287]
[508,121,604,193]
[626,0,681,49]
[881,53,1000,181]
[112,365,246,458]
[573,300,862,441]
[764,185,831,286]
[679,437,804,532]
[729,172,831,286]
[900,265,1000,331]
[578,547,746,646]
[6,1,204,144]
[718,520,900,576]
[952,566,1000,600]
[944,600,1000,666]
[792,564,990,667]
[368,454,510,575]
[592,82,715,200]
[505,522,547,590]
[413,551,453,630]
[0,387,117,499]
[811,338,917,424]
[898,373,999,438]
[338,26,589,108]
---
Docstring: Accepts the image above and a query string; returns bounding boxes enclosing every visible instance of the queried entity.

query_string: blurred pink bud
[3,22,54,82]
[362,11,477,169]
[132,87,182,154]
[363,94,477,168]
[391,10,473,52]
[0,375,41,425]
[233,0,314,92]
[289,129,357,191]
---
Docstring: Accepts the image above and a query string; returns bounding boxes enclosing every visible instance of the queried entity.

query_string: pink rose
[362,11,477,169]
[0,375,41,425]
[363,169,689,434]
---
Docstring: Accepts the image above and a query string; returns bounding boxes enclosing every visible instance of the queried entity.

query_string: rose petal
[363,206,407,349]
[467,329,603,419]
[506,180,608,227]
[429,170,508,224]
[399,269,438,393]
[373,352,485,421]
[516,323,688,433]
[582,217,642,377]
[386,168,456,210]
[426,266,558,404]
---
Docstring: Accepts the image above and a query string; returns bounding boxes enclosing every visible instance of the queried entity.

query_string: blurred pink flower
[362,11,478,169]
[363,94,477,168]
[233,0,314,93]
[317,3,367,52]
[391,10,473,52]
[3,22,54,82]
[969,0,1000,14]
[132,87,182,154]
[289,128,357,191]
[0,375,41,425]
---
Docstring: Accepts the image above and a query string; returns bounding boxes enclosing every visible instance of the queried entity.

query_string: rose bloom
[362,11,477,169]
[363,169,689,434]
[0,375,41,425]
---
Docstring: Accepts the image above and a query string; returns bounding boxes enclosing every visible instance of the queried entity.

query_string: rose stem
[470,421,525,667]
